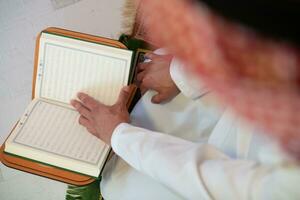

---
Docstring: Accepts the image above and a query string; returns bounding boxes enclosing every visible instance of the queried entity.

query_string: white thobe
[100,56,300,200]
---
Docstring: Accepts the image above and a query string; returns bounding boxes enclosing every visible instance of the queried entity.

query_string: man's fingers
[136,71,146,82]
[78,116,97,135]
[78,115,91,128]
[140,76,156,91]
[71,100,92,119]
[144,52,159,60]
[137,62,149,72]
[116,85,133,106]
[77,92,100,110]
[86,127,97,135]
[151,93,166,104]
[140,85,148,95]
[151,93,165,104]
[144,53,172,62]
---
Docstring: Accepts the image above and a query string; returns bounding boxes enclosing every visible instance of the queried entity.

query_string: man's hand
[70,86,132,145]
[137,53,180,104]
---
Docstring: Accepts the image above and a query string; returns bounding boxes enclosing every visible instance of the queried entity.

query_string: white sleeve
[111,123,300,200]
[170,57,209,100]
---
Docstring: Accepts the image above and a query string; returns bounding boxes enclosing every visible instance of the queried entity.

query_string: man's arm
[111,123,300,200]
[71,87,300,200]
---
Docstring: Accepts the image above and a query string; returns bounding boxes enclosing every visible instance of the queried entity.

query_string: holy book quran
[0,28,139,185]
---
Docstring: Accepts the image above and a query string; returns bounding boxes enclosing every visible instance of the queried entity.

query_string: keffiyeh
[139,0,300,160]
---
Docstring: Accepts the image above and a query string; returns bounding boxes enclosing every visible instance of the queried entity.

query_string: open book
[1,28,137,182]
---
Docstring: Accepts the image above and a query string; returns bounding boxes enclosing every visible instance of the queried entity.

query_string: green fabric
[118,34,149,51]
[65,179,102,200]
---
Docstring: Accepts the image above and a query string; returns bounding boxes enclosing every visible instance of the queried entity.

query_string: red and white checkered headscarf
[138,0,300,160]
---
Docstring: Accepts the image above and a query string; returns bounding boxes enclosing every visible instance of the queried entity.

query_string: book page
[35,32,133,105]
[5,99,110,176]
